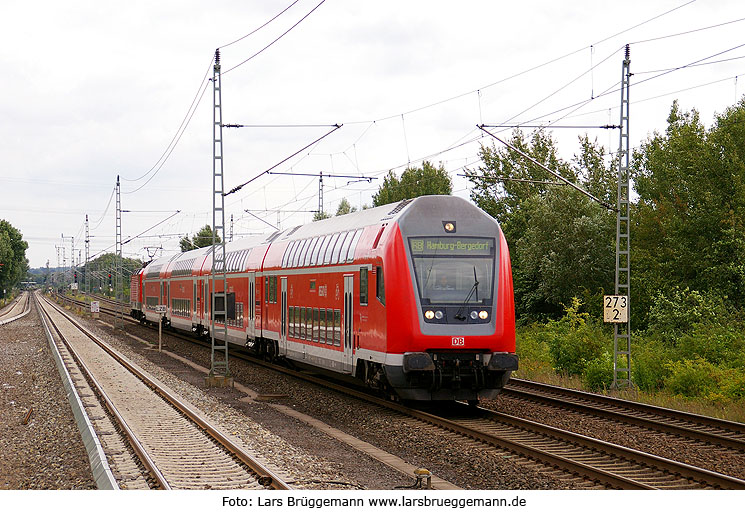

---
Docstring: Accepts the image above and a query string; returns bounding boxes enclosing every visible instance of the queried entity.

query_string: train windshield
[408,237,495,304]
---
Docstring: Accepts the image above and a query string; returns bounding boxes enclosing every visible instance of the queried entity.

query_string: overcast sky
[2,0,743,269]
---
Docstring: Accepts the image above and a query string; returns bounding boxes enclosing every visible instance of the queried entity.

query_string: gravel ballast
[0,303,96,489]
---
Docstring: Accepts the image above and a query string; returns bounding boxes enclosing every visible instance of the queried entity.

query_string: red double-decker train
[131,195,517,402]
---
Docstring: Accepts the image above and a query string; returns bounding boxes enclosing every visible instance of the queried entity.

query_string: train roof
[272,197,419,243]
[138,196,494,278]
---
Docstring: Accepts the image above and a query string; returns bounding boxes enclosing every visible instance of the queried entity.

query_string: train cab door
[279,277,288,355]
[247,273,256,341]
[343,274,354,373]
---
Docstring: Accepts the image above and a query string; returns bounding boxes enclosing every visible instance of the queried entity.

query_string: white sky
[1,0,743,269]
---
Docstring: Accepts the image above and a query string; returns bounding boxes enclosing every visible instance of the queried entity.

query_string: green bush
[676,325,745,367]
[647,287,727,342]
[664,358,720,398]
[720,368,745,400]
[631,336,674,392]
[582,353,614,391]
[547,298,607,376]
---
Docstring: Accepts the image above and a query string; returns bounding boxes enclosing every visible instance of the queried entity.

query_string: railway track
[503,378,745,452]
[281,373,745,489]
[0,291,31,325]
[54,292,745,489]
[37,292,289,490]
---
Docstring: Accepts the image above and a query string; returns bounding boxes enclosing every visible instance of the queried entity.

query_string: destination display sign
[409,237,493,256]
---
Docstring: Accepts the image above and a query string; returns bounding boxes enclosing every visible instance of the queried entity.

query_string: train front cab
[380,196,518,402]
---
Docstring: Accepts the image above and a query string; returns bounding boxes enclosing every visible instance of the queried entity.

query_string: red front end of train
[131,196,517,402]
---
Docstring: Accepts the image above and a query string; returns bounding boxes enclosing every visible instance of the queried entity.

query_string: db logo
[451,337,465,347]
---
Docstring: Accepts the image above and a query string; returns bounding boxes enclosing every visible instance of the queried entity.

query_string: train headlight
[470,310,478,320]
[479,310,489,320]
[425,310,435,320]
[435,310,444,320]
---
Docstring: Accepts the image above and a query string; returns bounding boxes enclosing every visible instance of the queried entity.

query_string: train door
[247,273,255,341]
[203,280,209,322]
[343,275,354,373]
[192,279,197,325]
[280,277,288,355]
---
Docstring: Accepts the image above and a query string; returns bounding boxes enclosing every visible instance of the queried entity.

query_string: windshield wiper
[454,267,479,321]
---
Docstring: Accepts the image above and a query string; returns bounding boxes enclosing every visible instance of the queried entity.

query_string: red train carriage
[131,195,517,402]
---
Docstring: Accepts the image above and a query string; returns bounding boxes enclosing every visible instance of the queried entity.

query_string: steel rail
[44,294,289,490]
[54,294,745,489]
[505,378,745,450]
[37,295,170,489]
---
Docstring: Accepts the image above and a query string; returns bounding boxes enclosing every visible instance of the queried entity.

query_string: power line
[226,124,342,196]
[630,15,745,45]
[219,0,302,49]
[121,56,214,185]
[221,0,328,77]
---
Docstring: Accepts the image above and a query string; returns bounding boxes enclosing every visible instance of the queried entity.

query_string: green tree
[0,220,29,295]
[313,211,331,221]
[372,161,452,206]
[631,99,745,322]
[180,225,221,252]
[335,198,356,216]
[468,130,616,320]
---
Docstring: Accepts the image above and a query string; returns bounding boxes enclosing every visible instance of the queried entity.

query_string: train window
[289,241,300,267]
[214,293,225,322]
[306,307,313,340]
[294,306,300,338]
[319,309,327,344]
[291,239,303,268]
[360,267,368,305]
[333,310,341,346]
[312,308,320,342]
[227,292,236,321]
[376,266,385,305]
[321,309,334,345]
[304,237,319,267]
[269,276,277,303]
[299,308,306,340]
[311,235,327,265]
[296,238,309,267]
[288,306,294,337]
[323,233,340,264]
[282,242,292,268]
[339,231,355,264]
[287,240,297,268]
[332,231,350,264]
[346,229,363,262]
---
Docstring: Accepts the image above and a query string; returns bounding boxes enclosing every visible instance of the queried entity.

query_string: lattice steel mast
[612,45,632,389]
[209,49,231,384]
[85,214,90,295]
[115,175,123,328]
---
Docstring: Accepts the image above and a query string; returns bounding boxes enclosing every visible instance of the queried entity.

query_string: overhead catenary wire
[218,0,303,49]
[477,125,616,211]
[109,3,738,256]
[226,124,342,196]
[121,56,215,185]
[220,0,328,77]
